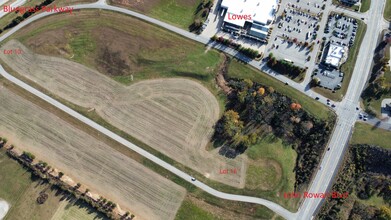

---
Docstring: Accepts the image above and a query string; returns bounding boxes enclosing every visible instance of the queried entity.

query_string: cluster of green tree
[22,151,36,161]
[1,0,55,32]
[362,38,391,115]
[267,53,306,80]
[210,35,259,59]
[318,144,391,220]
[189,0,213,33]
[213,78,334,190]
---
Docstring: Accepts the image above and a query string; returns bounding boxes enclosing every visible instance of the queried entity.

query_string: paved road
[0,0,388,219]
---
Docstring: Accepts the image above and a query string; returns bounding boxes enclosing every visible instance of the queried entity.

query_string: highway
[0,0,387,219]
[297,0,386,219]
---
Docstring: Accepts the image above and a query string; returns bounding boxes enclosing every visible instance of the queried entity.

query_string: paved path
[0,0,388,219]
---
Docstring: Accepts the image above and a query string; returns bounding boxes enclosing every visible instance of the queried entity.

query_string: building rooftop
[221,0,278,27]
[325,44,345,67]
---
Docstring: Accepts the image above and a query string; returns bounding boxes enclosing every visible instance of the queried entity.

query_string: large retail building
[220,0,278,40]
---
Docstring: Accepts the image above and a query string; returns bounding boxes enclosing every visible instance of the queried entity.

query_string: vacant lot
[0,40,246,188]
[107,0,203,29]
[0,85,186,220]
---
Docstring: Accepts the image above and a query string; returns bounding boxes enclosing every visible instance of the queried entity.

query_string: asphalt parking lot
[267,0,327,65]
[324,13,358,48]
[313,64,343,90]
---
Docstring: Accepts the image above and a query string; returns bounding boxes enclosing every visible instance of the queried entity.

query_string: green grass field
[52,200,107,220]
[385,0,391,21]
[313,19,367,101]
[351,122,391,149]
[246,135,298,207]
[228,60,333,121]
[149,0,204,29]
[175,199,220,220]
[107,0,204,29]
[360,0,371,12]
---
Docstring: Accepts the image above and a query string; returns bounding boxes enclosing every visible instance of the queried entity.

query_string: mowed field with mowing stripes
[0,40,247,188]
[0,82,186,220]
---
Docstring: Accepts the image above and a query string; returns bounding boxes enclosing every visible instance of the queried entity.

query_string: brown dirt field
[0,83,186,220]
[0,40,247,188]
[18,10,191,79]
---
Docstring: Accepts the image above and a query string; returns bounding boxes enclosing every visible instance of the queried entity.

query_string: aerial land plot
[2,9,247,188]
[0,9,334,212]
[0,83,186,220]
[0,39,247,188]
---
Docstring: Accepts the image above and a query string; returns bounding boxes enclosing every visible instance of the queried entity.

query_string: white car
[191,177,196,181]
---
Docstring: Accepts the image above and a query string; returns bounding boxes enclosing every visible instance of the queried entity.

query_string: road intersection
[0,0,388,219]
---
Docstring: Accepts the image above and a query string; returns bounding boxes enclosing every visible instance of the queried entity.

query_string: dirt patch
[215,54,232,94]
[0,84,186,220]
[90,26,173,76]
[21,12,180,78]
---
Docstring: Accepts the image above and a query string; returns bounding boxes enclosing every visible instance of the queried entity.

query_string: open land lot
[107,0,203,29]
[3,9,247,188]
[0,83,186,220]
[0,39,247,188]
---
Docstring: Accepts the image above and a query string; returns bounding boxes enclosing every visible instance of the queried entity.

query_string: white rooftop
[325,44,345,67]
[221,0,278,27]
